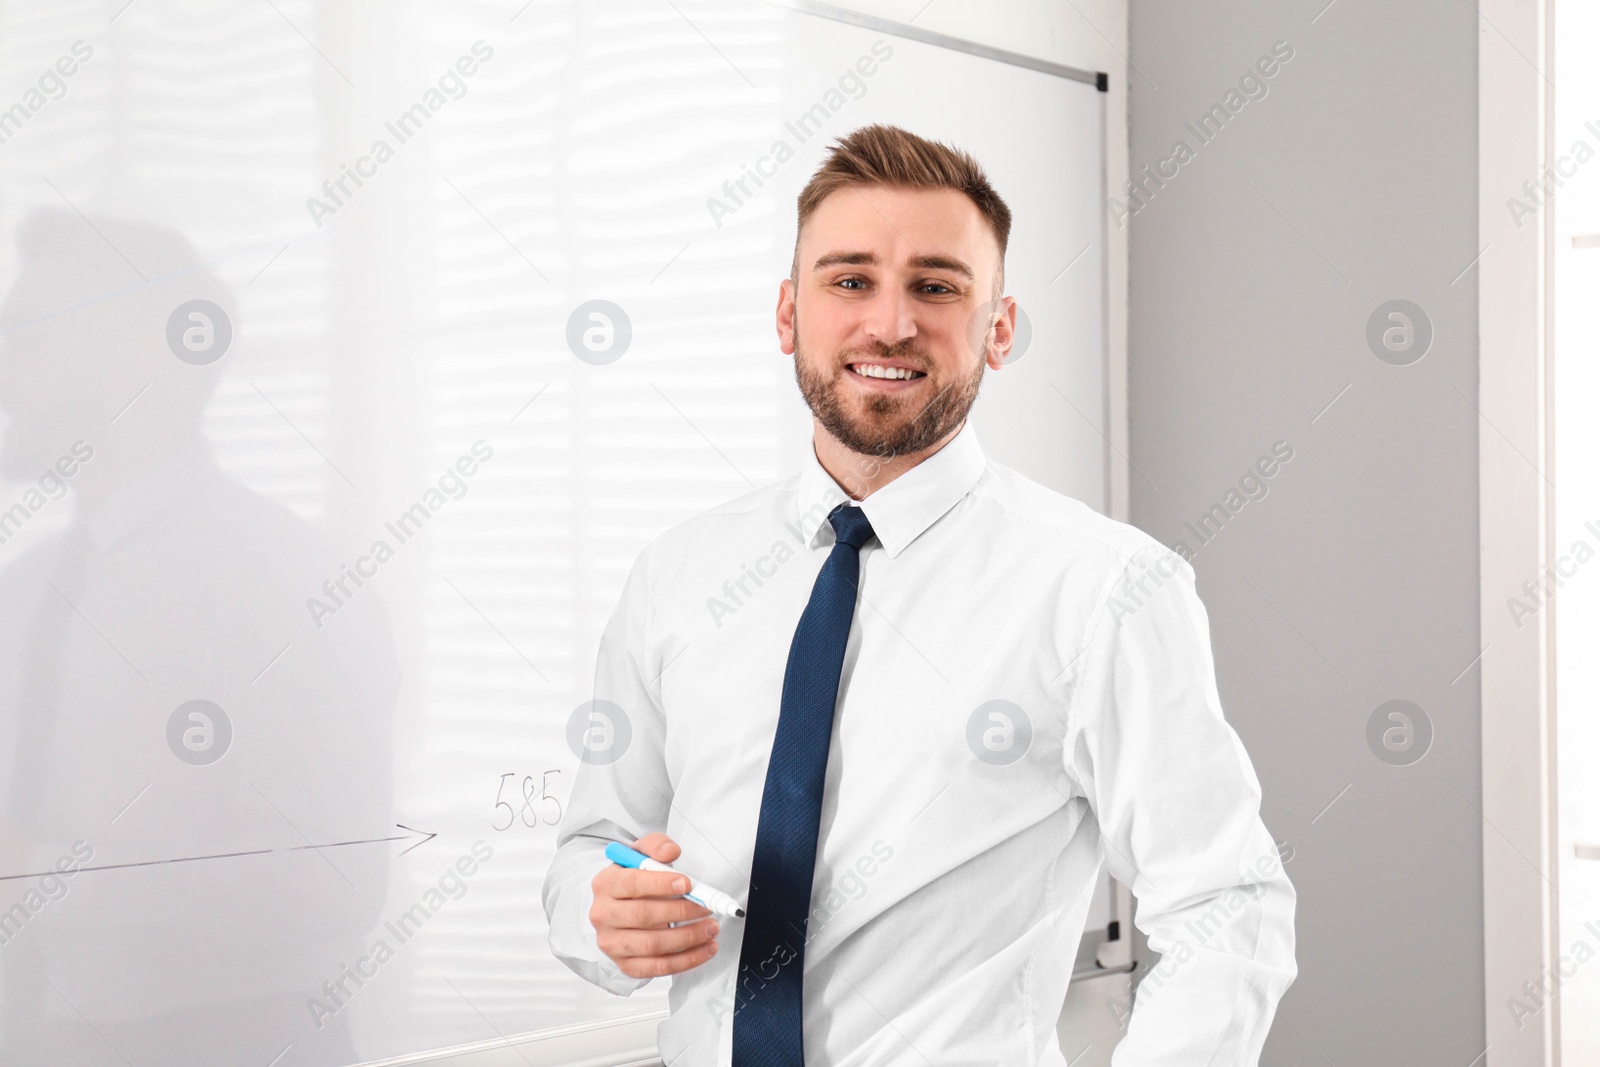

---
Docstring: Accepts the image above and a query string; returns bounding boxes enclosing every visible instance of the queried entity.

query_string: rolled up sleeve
[541,546,672,997]
[1064,545,1297,1065]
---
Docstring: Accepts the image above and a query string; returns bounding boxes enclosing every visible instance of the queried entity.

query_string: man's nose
[859,288,917,349]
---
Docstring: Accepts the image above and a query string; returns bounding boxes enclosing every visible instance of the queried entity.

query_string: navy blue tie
[733,502,876,1064]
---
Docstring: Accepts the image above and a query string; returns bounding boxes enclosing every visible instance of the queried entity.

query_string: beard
[792,320,986,462]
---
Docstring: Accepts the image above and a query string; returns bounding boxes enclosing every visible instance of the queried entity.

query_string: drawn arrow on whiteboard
[0,824,438,884]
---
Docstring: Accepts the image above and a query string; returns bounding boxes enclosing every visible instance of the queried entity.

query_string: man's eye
[919,282,954,295]
[836,277,866,290]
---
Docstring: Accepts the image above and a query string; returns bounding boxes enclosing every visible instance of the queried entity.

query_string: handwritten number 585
[493,770,563,831]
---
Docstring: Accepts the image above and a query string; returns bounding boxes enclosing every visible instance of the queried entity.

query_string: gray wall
[1127,3,1483,1063]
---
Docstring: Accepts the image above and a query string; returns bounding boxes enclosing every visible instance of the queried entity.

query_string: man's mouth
[847,362,927,383]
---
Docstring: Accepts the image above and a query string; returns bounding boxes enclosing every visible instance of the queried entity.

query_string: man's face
[777,184,1014,462]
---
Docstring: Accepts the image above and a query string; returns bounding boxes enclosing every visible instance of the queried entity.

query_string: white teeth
[851,364,922,380]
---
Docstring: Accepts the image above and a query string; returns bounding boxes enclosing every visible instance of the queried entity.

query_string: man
[543,124,1296,1065]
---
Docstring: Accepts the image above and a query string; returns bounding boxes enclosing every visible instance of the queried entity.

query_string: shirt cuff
[546,855,654,998]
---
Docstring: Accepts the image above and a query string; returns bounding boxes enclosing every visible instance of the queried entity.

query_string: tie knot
[828,502,875,551]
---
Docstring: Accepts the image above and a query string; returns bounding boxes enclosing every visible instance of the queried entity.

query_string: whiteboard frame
[762,0,1103,87]
[391,3,1130,1064]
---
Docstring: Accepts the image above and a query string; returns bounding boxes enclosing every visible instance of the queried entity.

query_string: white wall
[1128,1,1486,1064]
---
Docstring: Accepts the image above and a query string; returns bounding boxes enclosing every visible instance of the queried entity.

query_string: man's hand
[590,832,721,979]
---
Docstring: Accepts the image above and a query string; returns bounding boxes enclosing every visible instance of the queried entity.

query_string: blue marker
[605,842,746,919]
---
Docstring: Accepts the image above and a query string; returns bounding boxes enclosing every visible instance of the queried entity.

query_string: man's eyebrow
[811,250,976,280]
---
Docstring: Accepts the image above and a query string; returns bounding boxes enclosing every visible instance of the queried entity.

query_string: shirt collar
[794,418,987,559]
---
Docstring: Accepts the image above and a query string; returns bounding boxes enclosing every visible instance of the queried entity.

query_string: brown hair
[793,123,1012,293]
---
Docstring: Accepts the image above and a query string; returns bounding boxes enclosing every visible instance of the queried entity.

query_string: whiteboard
[0,2,1110,1064]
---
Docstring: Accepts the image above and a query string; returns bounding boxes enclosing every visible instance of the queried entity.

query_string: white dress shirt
[543,418,1296,1066]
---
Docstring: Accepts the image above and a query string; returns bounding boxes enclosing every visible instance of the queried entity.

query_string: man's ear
[776,278,798,355]
[986,296,1017,369]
